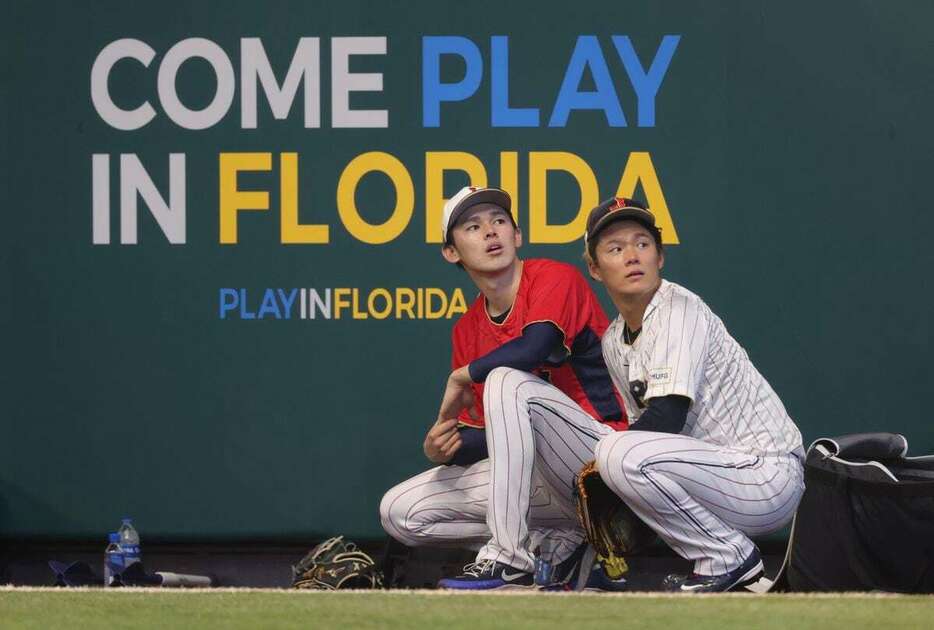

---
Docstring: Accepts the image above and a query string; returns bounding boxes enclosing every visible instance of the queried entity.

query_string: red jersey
[451,258,627,430]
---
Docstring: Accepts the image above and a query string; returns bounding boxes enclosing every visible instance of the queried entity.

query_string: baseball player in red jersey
[380,186,626,589]
[583,197,805,592]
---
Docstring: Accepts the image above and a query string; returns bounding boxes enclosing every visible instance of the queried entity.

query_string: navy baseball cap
[584,197,656,258]
[441,186,513,244]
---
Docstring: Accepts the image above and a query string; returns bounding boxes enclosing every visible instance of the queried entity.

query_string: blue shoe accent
[539,543,590,588]
[538,544,628,592]
[540,560,629,592]
[583,563,629,592]
[437,560,534,590]
[663,548,764,593]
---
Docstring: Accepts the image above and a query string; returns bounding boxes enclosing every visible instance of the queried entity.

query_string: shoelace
[460,559,496,577]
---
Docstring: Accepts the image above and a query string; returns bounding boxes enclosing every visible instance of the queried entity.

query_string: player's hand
[423,417,462,464]
[437,368,478,423]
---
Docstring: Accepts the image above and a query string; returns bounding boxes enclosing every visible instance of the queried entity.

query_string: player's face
[587,220,663,299]
[442,204,522,273]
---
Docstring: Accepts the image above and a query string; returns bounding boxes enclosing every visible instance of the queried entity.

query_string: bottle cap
[109,532,119,542]
[122,518,132,524]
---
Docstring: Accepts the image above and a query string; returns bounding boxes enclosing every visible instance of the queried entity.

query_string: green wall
[2,0,932,540]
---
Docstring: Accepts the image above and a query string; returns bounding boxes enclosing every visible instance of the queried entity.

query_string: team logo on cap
[609,197,641,211]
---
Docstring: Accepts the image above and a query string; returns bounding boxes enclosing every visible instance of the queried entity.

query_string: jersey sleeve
[524,263,593,355]
[451,321,486,428]
[643,294,709,403]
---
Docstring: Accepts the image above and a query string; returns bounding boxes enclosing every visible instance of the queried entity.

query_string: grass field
[2,588,934,629]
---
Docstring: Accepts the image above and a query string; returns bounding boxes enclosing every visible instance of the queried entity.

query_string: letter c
[90,38,157,131]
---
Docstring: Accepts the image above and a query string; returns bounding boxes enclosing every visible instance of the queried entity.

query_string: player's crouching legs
[379,480,425,547]
[483,366,531,411]
[482,366,551,433]
[593,431,659,505]
[379,463,492,549]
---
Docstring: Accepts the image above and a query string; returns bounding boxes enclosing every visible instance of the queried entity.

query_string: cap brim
[587,207,656,247]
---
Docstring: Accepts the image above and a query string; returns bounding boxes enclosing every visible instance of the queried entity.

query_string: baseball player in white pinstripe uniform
[583,197,805,592]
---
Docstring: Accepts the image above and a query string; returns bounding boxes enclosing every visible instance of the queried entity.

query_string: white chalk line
[0,586,927,598]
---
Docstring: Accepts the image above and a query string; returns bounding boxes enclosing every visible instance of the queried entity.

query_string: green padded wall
[2,0,932,540]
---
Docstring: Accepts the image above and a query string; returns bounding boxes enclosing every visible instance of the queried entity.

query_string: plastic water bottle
[104,532,123,587]
[118,518,141,569]
[533,546,556,587]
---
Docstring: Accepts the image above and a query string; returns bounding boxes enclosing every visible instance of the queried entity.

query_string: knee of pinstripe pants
[594,431,799,576]
[380,461,493,548]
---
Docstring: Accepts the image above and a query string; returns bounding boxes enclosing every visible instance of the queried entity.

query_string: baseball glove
[575,460,658,578]
[291,536,384,590]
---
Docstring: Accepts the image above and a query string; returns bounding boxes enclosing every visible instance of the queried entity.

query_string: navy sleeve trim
[569,326,624,422]
[630,395,691,434]
[467,322,564,383]
[446,426,488,466]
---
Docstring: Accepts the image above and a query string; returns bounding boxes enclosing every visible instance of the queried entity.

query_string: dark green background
[2,1,932,540]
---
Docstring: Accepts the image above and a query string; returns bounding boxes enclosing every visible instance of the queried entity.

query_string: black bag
[773,433,934,592]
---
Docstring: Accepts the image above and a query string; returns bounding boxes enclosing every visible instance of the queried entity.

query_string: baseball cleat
[539,545,629,592]
[537,543,591,589]
[543,565,629,592]
[663,548,764,593]
[582,564,629,592]
[437,559,534,590]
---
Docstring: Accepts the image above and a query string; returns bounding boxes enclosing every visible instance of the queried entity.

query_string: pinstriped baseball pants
[595,431,805,576]
[380,367,614,572]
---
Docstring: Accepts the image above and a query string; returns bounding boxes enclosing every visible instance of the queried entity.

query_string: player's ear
[586,256,603,282]
[441,243,461,265]
[513,226,523,249]
[657,248,665,271]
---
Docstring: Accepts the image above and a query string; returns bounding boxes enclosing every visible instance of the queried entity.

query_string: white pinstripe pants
[595,431,805,576]
[380,367,614,572]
